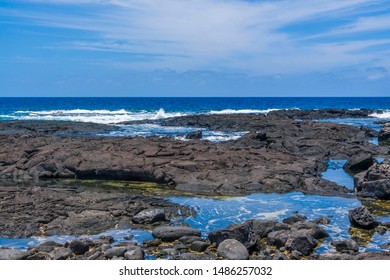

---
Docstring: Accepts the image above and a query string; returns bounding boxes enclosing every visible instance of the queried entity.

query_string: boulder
[282,214,307,225]
[291,221,329,240]
[207,222,252,246]
[180,253,217,260]
[185,130,203,140]
[0,248,26,260]
[69,239,92,255]
[354,161,390,199]
[348,206,379,230]
[48,247,73,260]
[285,230,318,256]
[332,239,359,253]
[190,241,209,252]
[124,248,144,260]
[267,230,290,248]
[343,153,375,173]
[378,123,390,144]
[132,208,166,224]
[217,239,249,260]
[152,226,201,242]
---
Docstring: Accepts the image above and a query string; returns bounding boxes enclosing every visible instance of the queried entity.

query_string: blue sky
[1,0,390,96]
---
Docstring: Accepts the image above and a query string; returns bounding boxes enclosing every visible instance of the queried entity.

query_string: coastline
[1,109,389,260]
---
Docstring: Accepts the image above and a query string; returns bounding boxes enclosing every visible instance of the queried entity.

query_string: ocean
[1,97,390,140]
[1,97,390,123]
[1,97,390,254]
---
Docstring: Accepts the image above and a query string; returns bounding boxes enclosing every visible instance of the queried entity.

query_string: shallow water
[1,159,389,255]
[321,160,354,190]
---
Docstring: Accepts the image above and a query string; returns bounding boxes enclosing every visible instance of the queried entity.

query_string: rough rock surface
[348,206,379,230]
[0,113,385,197]
[152,226,201,242]
[354,160,390,199]
[0,184,189,238]
[332,239,359,253]
[343,153,375,174]
[378,123,390,144]
[185,130,202,140]
[217,239,249,260]
[132,208,166,224]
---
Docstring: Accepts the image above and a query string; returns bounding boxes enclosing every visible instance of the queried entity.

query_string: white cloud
[4,0,390,74]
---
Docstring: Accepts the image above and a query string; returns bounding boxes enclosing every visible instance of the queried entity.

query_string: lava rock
[180,253,217,260]
[0,248,26,260]
[285,230,318,256]
[132,208,166,224]
[190,241,209,252]
[282,214,307,225]
[378,123,390,144]
[267,230,290,248]
[124,248,144,260]
[348,206,379,230]
[332,239,359,253]
[343,153,375,173]
[48,247,73,260]
[178,236,203,244]
[207,222,252,246]
[69,239,91,255]
[185,130,203,140]
[354,161,390,199]
[152,226,201,242]
[217,239,249,260]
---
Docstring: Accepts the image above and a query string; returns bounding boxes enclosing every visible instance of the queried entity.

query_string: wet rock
[152,226,201,242]
[32,241,63,253]
[48,247,73,260]
[178,236,203,244]
[311,216,331,225]
[185,130,203,140]
[375,226,387,235]
[132,208,166,224]
[344,153,375,174]
[180,253,217,260]
[348,206,379,229]
[104,247,129,258]
[291,221,329,240]
[249,219,278,238]
[282,214,307,225]
[160,248,178,257]
[124,248,144,260]
[208,222,252,246]
[190,241,209,252]
[267,230,290,248]
[0,248,26,260]
[332,239,359,253]
[69,239,91,255]
[217,239,249,260]
[354,161,390,199]
[285,230,318,256]
[378,123,390,144]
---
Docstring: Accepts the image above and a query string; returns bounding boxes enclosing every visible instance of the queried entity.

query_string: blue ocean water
[1,97,390,140]
[1,97,390,118]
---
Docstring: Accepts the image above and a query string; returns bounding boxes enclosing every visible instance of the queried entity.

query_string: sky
[1,0,390,97]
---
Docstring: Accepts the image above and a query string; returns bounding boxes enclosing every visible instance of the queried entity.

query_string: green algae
[348,227,374,247]
[361,199,390,217]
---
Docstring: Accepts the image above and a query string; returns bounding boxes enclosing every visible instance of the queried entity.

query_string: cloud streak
[3,0,390,74]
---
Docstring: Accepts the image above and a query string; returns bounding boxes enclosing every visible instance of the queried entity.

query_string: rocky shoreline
[1,109,390,260]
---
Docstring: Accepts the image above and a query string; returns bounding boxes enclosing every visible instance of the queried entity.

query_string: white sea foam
[369,110,390,118]
[208,109,278,115]
[151,108,184,120]
[12,108,185,124]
